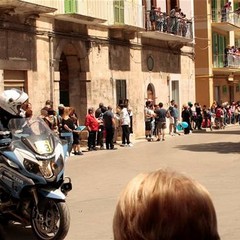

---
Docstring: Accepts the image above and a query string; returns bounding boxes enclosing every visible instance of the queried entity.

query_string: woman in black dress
[70,107,83,155]
[181,104,191,134]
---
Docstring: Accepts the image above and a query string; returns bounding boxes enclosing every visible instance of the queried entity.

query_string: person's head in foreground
[113,169,220,240]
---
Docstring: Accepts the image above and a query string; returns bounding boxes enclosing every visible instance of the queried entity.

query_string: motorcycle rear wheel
[31,199,70,240]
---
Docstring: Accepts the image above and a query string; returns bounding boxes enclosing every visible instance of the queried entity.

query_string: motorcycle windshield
[8,117,59,155]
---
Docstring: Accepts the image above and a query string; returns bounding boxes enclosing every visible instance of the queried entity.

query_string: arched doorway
[57,43,87,124]
[147,83,156,104]
[59,52,69,106]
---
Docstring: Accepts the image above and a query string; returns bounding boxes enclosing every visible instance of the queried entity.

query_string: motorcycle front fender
[38,188,66,200]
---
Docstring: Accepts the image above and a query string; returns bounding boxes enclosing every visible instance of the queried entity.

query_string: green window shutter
[218,35,225,67]
[65,0,77,14]
[234,2,238,11]
[212,0,217,22]
[119,0,124,23]
[212,33,218,67]
[114,0,124,24]
[212,33,226,68]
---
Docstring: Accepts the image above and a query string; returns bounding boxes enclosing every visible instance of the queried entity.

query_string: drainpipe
[167,74,170,104]
[48,33,54,103]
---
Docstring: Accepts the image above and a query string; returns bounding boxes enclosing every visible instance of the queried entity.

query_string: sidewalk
[78,123,239,153]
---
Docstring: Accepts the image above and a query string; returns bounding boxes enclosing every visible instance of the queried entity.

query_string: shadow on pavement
[4,223,33,240]
[193,129,240,135]
[175,142,240,154]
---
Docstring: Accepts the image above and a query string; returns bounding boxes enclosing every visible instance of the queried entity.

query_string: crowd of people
[21,99,134,156]
[187,100,240,131]
[0,89,223,239]
[18,97,240,155]
[148,5,192,37]
[84,100,134,152]
[144,99,240,139]
[224,45,240,67]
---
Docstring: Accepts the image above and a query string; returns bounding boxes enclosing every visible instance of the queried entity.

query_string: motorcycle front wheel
[31,199,70,240]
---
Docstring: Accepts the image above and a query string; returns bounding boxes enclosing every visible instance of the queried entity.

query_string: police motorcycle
[0,117,72,239]
[0,89,72,240]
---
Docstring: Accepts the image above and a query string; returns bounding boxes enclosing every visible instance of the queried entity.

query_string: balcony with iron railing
[140,11,193,43]
[8,0,193,43]
[211,9,240,31]
[213,53,240,69]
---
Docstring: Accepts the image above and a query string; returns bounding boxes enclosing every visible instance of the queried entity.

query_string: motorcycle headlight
[23,159,41,175]
[39,160,53,179]
[24,159,54,179]
[52,155,64,176]
[23,155,64,181]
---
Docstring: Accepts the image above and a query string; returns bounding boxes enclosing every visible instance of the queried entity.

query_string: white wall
[179,0,194,18]
[155,0,194,18]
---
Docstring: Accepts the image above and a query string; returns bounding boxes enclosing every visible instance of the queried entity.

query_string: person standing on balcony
[156,7,164,31]
[221,3,227,22]
[225,1,232,22]
[169,6,179,34]
[149,5,157,31]
[224,45,231,67]
[229,46,236,67]
[178,11,187,37]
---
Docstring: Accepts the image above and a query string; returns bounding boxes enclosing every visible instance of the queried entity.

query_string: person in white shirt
[119,103,132,147]
[144,100,154,141]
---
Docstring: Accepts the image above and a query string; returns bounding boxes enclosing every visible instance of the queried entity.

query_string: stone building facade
[0,0,195,138]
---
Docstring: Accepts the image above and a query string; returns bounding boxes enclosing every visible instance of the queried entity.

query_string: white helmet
[0,88,29,115]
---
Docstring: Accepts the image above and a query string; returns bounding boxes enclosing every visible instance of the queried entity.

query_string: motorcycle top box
[0,117,72,240]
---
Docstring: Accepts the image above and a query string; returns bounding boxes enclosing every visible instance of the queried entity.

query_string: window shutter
[65,0,77,14]
[116,79,126,104]
[114,0,124,24]
[212,33,218,67]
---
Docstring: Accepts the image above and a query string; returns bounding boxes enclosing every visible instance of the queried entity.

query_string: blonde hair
[62,106,71,118]
[113,169,220,240]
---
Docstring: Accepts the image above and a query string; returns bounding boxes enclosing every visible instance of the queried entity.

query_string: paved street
[6,125,240,240]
